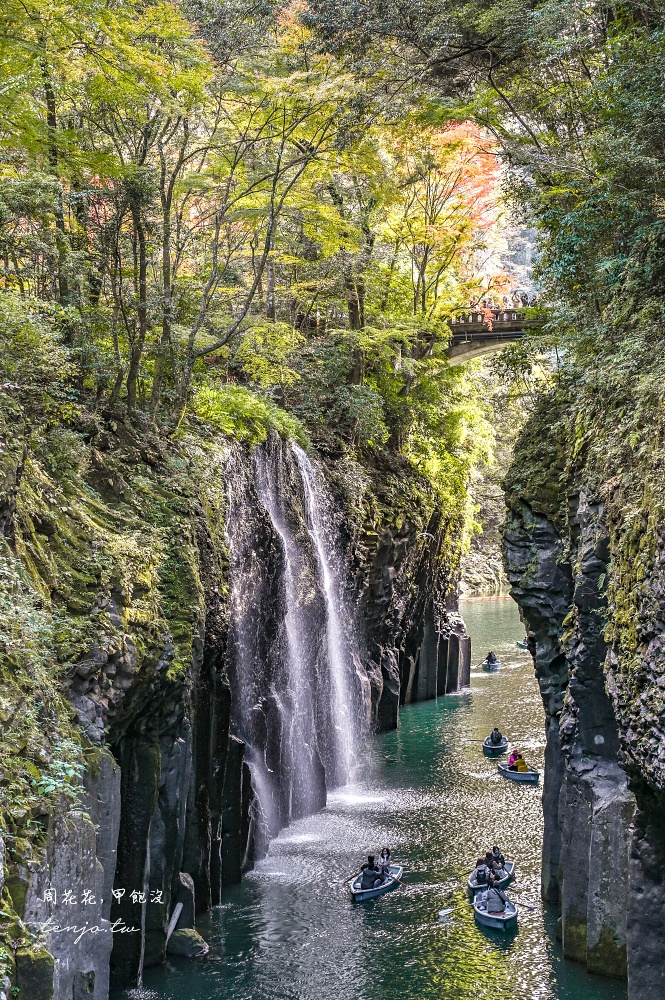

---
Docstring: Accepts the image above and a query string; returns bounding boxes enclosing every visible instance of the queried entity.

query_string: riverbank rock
[166,928,209,958]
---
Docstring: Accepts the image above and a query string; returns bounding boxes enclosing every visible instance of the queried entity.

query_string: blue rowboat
[498,762,539,784]
[482,736,509,757]
[350,864,402,901]
[473,891,518,931]
[482,659,500,671]
[516,640,528,650]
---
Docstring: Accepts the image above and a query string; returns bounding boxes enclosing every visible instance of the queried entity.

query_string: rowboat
[516,640,528,650]
[473,890,518,931]
[481,659,500,671]
[482,736,509,757]
[350,864,403,901]
[467,860,515,897]
[498,762,539,784]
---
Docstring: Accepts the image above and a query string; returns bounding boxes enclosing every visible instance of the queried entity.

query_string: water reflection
[123,598,627,1000]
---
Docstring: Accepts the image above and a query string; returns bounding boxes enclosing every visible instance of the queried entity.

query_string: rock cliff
[0,398,469,997]
[504,394,665,997]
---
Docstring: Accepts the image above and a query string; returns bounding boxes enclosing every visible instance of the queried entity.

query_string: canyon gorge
[0,409,471,998]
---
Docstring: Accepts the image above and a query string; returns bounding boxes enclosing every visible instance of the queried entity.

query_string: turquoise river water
[121,596,627,1000]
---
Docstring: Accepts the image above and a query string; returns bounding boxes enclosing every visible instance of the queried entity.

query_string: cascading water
[224,437,367,851]
[293,443,364,784]
[253,447,326,821]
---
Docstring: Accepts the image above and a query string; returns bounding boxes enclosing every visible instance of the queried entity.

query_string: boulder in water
[166,928,209,958]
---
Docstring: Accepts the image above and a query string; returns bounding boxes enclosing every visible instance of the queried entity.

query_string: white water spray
[254,448,324,819]
[292,443,360,782]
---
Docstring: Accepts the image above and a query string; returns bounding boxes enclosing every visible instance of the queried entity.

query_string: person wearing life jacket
[516,756,529,773]
[508,751,523,771]
[489,727,503,746]
[360,856,384,889]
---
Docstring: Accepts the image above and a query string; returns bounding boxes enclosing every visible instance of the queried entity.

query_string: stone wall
[331,454,471,731]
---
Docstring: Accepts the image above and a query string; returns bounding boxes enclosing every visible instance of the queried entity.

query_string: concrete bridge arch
[446,309,544,365]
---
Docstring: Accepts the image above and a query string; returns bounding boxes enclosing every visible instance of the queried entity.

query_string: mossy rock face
[587,926,628,979]
[563,914,588,963]
[4,870,29,919]
[15,944,55,1000]
[166,928,209,958]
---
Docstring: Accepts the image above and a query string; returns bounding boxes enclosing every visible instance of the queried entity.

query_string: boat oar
[514,897,538,910]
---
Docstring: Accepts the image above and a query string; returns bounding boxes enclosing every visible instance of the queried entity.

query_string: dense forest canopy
[0,0,515,831]
[0,0,522,504]
[305,1,665,402]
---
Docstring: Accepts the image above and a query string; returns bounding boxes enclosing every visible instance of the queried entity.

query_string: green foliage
[0,543,85,835]
[234,323,305,387]
[192,384,308,447]
[0,292,75,418]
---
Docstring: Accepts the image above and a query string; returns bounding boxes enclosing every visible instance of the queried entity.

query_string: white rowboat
[473,891,518,931]
[350,864,403,902]
[482,736,509,757]
[498,763,539,784]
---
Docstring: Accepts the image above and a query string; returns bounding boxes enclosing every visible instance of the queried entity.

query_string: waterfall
[224,437,366,848]
[253,448,325,821]
[292,443,362,784]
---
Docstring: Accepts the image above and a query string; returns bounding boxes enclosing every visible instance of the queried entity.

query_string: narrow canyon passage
[119,599,626,1000]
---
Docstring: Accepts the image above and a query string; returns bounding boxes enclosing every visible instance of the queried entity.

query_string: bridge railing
[450,309,530,327]
[449,308,546,341]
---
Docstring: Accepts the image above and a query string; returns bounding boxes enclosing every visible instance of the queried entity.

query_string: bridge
[447,309,544,365]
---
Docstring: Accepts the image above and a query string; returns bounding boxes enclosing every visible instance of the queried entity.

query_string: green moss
[563,914,588,963]
[503,390,573,534]
[15,944,55,1000]
[587,926,628,979]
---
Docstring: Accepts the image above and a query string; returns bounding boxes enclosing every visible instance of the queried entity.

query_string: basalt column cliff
[0,408,470,999]
[503,396,665,998]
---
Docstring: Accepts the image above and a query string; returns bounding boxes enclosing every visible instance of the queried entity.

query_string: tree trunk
[126,203,148,412]
[266,244,276,320]
[41,57,69,309]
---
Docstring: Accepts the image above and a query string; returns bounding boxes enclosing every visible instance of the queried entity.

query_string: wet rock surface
[504,427,665,998]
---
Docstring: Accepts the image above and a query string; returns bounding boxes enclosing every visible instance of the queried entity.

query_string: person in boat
[485,884,508,914]
[508,751,523,771]
[489,727,503,746]
[483,851,501,877]
[379,846,391,874]
[360,855,384,890]
[471,857,490,886]
[509,752,529,772]
[492,845,505,867]
[486,651,497,665]
[488,853,509,880]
